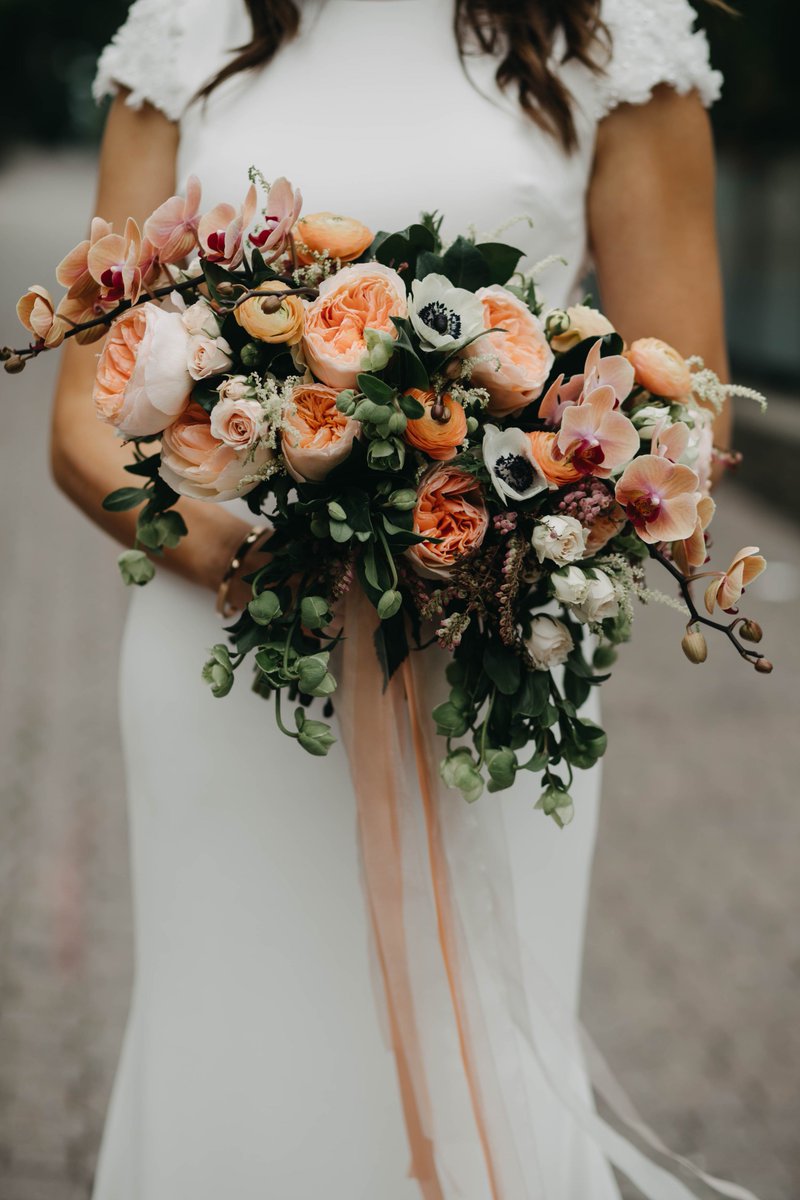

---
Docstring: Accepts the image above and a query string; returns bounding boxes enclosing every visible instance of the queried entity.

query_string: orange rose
[302,262,407,390]
[464,285,554,417]
[406,464,488,580]
[282,383,359,482]
[293,212,373,266]
[626,338,692,400]
[528,431,583,488]
[403,389,468,461]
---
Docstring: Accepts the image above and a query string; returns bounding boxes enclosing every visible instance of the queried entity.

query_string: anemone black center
[494,452,537,493]
[419,300,462,339]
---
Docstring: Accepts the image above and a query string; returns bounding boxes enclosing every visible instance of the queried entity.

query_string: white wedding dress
[91,2,723,1198]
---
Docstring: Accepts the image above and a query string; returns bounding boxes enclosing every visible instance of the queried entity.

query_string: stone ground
[0,150,798,1200]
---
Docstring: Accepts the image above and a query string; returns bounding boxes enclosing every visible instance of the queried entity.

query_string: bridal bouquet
[6,172,772,823]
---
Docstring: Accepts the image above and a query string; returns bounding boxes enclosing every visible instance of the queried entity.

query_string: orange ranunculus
[464,285,554,416]
[293,212,373,266]
[282,383,358,482]
[302,262,407,390]
[403,389,468,462]
[406,464,488,580]
[626,337,692,400]
[235,281,304,345]
[704,546,766,614]
[527,431,583,488]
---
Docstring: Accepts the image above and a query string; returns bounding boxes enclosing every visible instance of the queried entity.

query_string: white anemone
[482,423,548,505]
[409,273,485,353]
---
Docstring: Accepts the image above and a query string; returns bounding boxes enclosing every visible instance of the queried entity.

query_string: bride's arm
[51,96,252,592]
[588,85,732,456]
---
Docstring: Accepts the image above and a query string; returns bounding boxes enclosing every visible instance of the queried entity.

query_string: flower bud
[4,354,26,374]
[388,488,417,511]
[387,410,407,436]
[545,309,570,339]
[215,282,237,298]
[239,341,265,369]
[466,416,479,434]
[754,658,774,675]
[739,619,763,644]
[681,625,708,664]
[255,292,286,314]
[377,589,403,620]
[327,500,347,523]
[335,389,357,415]
[202,645,235,698]
[0,346,12,360]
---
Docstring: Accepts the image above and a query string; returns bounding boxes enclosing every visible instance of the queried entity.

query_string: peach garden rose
[302,262,408,390]
[159,402,273,502]
[281,383,359,482]
[93,304,193,438]
[464,284,554,416]
[407,464,489,580]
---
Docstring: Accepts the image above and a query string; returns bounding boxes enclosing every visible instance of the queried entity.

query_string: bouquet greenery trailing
[6,173,772,824]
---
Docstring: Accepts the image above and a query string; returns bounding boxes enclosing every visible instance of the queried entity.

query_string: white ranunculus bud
[531,514,587,566]
[526,615,574,671]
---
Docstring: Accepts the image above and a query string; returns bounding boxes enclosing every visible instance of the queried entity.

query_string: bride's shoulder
[93,0,249,123]
[588,0,723,119]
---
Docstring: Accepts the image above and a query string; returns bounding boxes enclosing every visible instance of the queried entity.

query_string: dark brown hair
[198,1,727,151]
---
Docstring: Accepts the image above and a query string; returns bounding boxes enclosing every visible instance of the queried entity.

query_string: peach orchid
[251,177,303,258]
[198,184,258,268]
[615,454,700,544]
[87,217,145,305]
[672,494,716,574]
[143,174,202,263]
[55,217,113,302]
[555,388,639,478]
[540,338,634,427]
[704,547,766,615]
[16,286,66,347]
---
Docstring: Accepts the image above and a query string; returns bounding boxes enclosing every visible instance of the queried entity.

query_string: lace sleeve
[593,0,723,119]
[92,0,192,122]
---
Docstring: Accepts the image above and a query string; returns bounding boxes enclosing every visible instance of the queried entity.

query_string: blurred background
[0,2,798,1198]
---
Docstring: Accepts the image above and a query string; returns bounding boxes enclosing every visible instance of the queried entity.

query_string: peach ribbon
[336,586,762,1200]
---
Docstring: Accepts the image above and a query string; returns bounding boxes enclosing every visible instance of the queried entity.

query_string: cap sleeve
[92,0,192,122]
[593,0,723,119]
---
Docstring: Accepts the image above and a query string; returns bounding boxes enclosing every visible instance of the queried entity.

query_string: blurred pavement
[0,149,798,1200]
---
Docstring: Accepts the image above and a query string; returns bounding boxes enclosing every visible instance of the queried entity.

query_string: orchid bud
[681,625,708,664]
[4,354,25,374]
[0,346,12,360]
[740,619,763,643]
[754,658,774,675]
[255,292,285,315]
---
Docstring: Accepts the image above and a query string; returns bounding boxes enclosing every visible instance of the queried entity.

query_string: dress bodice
[94,0,721,309]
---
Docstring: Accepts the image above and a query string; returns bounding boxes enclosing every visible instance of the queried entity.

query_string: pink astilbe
[198,184,258,268]
[540,339,635,427]
[555,388,639,478]
[558,476,616,526]
[143,174,202,263]
[250,177,303,259]
[492,511,518,535]
[615,454,700,544]
[704,547,766,614]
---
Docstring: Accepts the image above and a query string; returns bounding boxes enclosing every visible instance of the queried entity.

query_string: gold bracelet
[215,525,268,619]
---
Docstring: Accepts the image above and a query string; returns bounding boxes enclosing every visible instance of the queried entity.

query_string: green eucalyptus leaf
[103,486,151,513]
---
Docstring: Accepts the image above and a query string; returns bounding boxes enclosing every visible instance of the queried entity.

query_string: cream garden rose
[526,615,574,671]
[209,396,265,450]
[552,566,618,623]
[187,334,233,381]
[549,305,616,353]
[93,304,193,438]
[531,515,587,565]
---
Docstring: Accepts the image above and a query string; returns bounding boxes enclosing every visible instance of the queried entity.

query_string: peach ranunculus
[281,383,358,482]
[198,184,258,268]
[549,305,616,353]
[615,454,700,544]
[235,281,305,345]
[16,286,66,347]
[143,174,202,264]
[403,390,468,461]
[528,431,583,488]
[672,494,715,575]
[704,546,766,614]
[464,285,554,416]
[93,304,193,437]
[293,212,373,267]
[302,262,407,390]
[555,389,639,478]
[627,337,692,400]
[407,464,489,580]
[159,402,273,502]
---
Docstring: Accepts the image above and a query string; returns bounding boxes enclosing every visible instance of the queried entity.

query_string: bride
[50,0,748,1196]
